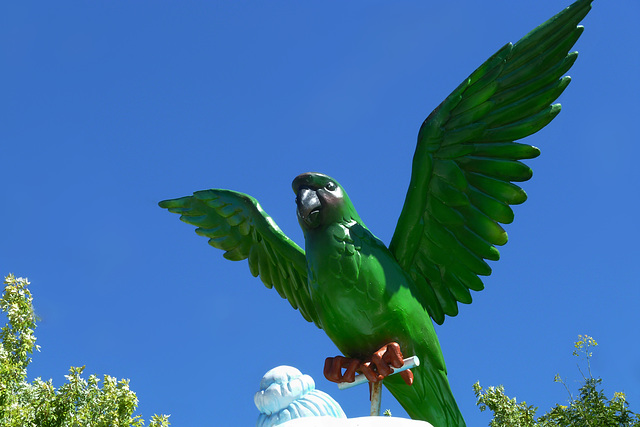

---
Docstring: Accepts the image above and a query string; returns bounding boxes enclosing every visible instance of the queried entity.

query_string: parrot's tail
[384,362,465,427]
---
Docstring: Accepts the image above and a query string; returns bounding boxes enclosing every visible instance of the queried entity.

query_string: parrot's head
[292,172,362,231]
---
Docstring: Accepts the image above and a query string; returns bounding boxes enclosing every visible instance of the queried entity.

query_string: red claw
[323,342,414,387]
[324,355,360,383]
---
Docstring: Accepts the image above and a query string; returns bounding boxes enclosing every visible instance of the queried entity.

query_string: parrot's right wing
[390,0,592,325]
[159,189,322,328]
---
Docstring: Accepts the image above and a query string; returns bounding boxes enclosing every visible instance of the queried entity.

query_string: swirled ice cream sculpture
[255,366,346,426]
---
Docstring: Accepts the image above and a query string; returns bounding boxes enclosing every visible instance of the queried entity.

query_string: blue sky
[2,0,638,425]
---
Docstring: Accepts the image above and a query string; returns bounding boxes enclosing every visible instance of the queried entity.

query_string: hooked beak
[296,187,321,228]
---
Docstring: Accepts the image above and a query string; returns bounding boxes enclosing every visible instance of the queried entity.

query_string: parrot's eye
[325,182,337,191]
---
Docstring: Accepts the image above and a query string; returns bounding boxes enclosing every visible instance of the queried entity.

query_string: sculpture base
[281,416,434,426]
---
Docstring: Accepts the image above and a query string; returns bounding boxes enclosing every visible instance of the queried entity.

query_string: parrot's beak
[296,187,322,228]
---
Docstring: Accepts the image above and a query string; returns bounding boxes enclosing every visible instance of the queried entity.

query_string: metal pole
[370,381,383,416]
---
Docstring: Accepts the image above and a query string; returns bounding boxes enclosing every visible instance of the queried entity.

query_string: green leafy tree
[474,335,639,427]
[0,274,170,427]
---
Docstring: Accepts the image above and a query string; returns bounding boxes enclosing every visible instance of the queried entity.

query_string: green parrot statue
[159,1,592,425]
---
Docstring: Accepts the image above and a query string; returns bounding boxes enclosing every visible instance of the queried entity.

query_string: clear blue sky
[2,1,638,425]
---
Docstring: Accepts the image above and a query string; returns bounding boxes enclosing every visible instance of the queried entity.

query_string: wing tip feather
[159,197,190,209]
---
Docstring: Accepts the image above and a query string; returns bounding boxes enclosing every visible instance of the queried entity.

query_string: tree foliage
[474,335,639,427]
[0,274,170,427]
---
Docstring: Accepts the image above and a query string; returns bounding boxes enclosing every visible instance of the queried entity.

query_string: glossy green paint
[294,173,457,424]
[159,1,593,425]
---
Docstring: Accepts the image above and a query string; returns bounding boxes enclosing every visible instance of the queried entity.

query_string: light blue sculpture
[255,366,347,426]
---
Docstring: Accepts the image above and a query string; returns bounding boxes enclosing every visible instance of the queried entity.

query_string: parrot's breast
[304,222,427,359]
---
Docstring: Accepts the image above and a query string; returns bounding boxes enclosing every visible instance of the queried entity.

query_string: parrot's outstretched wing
[390,0,592,325]
[159,189,322,328]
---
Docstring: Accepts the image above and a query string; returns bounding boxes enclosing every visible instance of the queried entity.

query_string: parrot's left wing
[390,0,592,325]
[159,189,322,328]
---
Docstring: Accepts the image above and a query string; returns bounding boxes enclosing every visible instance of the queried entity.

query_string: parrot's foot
[323,342,414,386]
[324,355,360,383]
